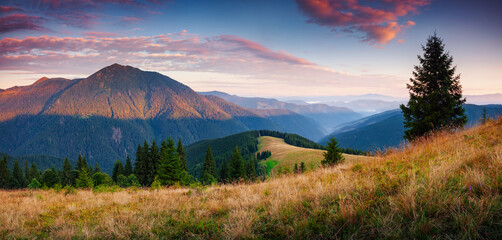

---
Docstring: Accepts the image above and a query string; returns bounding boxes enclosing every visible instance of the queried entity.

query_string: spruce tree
[157,138,182,186]
[124,155,133,176]
[202,146,217,184]
[24,160,30,185]
[293,163,299,174]
[177,139,188,172]
[300,162,306,173]
[12,160,25,188]
[246,156,256,180]
[0,156,11,189]
[149,140,160,186]
[230,146,245,181]
[400,32,467,141]
[75,167,94,188]
[41,168,59,188]
[322,137,345,167]
[29,163,40,182]
[94,162,101,174]
[134,143,148,186]
[219,159,229,183]
[112,161,124,183]
[62,158,73,186]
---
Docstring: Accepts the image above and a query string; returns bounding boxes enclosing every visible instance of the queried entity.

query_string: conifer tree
[246,156,256,180]
[481,107,488,124]
[62,158,73,186]
[300,162,306,173]
[75,167,94,188]
[124,154,133,176]
[24,160,30,185]
[293,163,299,174]
[219,159,229,183]
[27,178,41,189]
[94,162,101,174]
[0,156,11,189]
[12,160,25,188]
[177,139,188,172]
[29,163,40,182]
[112,161,124,183]
[400,32,467,141]
[148,140,160,186]
[157,138,182,186]
[202,146,217,184]
[230,146,245,181]
[322,137,345,167]
[134,143,148,186]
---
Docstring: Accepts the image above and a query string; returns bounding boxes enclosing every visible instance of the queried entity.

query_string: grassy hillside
[1,119,502,238]
[257,136,372,174]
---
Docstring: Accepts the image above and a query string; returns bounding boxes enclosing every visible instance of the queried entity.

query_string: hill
[2,116,501,238]
[199,91,362,132]
[0,64,315,173]
[185,130,325,178]
[321,104,502,151]
[257,136,373,174]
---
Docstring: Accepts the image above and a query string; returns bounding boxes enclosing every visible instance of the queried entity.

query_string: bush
[92,172,113,186]
[27,178,41,189]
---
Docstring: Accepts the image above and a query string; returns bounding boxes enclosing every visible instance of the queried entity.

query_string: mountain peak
[33,77,50,84]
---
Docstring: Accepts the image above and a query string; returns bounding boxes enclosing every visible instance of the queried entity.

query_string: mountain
[465,94,502,105]
[320,104,502,151]
[0,64,305,173]
[198,91,362,132]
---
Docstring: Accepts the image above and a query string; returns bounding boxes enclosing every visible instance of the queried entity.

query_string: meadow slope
[1,120,502,239]
[258,136,373,174]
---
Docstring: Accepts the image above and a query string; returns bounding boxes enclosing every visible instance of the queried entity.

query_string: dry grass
[257,136,373,174]
[1,119,502,239]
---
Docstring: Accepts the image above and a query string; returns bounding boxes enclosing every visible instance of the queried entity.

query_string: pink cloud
[0,14,48,33]
[0,5,24,14]
[83,31,120,37]
[296,0,430,44]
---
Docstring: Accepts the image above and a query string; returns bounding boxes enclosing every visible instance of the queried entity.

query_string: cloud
[296,0,430,44]
[83,31,120,37]
[0,32,404,96]
[0,0,168,32]
[0,14,48,33]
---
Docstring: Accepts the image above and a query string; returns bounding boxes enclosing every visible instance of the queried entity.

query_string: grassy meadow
[1,119,502,239]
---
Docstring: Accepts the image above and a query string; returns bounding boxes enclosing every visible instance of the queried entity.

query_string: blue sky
[1,0,501,97]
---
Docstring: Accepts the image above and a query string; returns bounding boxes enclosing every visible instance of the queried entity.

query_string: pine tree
[134,143,148,186]
[481,107,488,124]
[148,140,160,186]
[75,167,94,188]
[219,159,229,183]
[177,139,188,172]
[157,138,182,186]
[12,160,25,188]
[246,156,256,180]
[0,156,11,189]
[293,163,299,174]
[94,162,101,174]
[300,162,306,173]
[202,146,217,184]
[124,155,133,176]
[24,160,30,185]
[322,137,345,167]
[29,163,40,182]
[112,161,124,183]
[27,178,41,189]
[400,32,467,141]
[62,158,73,186]
[230,146,245,181]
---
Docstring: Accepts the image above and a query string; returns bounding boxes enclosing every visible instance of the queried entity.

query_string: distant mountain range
[0,64,323,172]
[199,91,362,132]
[320,104,502,151]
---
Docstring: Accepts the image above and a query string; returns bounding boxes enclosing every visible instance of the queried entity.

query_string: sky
[0,0,501,98]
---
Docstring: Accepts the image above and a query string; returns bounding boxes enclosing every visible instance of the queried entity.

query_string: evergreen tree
[112,161,124,183]
[177,139,188,172]
[246,156,256,180]
[27,178,41,189]
[219,159,229,183]
[202,146,217,184]
[293,163,299,174]
[24,160,30,185]
[148,140,160,186]
[157,138,183,186]
[0,156,11,189]
[322,137,345,167]
[92,172,112,186]
[62,158,73,186]
[481,107,488,124]
[400,32,467,141]
[75,167,94,188]
[134,143,148,186]
[94,162,101,174]
[29,163,40,182]
[124,155,133,176]
[12,160,25,188]
[41,168,59,188]
[300,162,306,173]
[230,146,245,181]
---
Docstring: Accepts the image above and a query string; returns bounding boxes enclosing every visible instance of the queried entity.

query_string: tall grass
[1,119,501,239]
